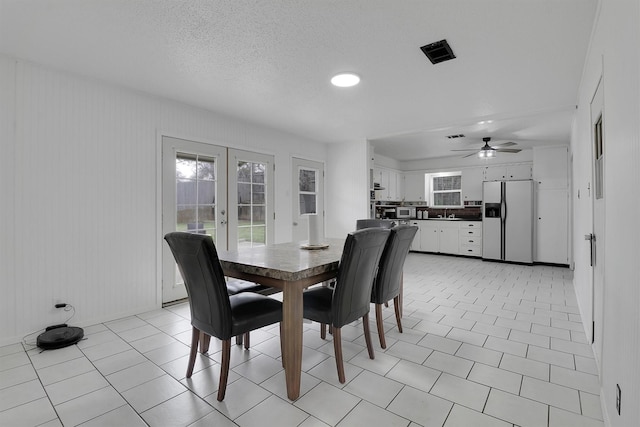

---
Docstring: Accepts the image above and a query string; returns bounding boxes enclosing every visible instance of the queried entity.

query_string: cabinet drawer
[460,222,481,228]
[460,245,482,256]
[460,228,482,237]
[459,236,482,246]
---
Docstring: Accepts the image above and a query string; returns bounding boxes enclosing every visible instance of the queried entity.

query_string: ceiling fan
[451,137,521,158]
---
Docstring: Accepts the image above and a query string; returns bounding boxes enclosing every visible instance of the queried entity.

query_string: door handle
[584,233,595,266]
[293,222,298,226]
[220,220,227,225]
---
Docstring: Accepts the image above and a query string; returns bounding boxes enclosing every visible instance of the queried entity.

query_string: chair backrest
[332,227,390,327]
[355,219,395,230]
[371,225,418,304]
[164,232,233,339]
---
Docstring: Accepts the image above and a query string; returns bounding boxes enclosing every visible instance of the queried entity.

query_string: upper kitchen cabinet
[533,146,569,189]
[484,163,532,181]
[374,167,403,201]
[461,167,484,201]
[403,172,425,201]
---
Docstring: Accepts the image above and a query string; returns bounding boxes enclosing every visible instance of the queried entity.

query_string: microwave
[395,206,415,219]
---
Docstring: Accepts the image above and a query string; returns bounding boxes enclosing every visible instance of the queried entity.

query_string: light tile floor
[0,253,604,427]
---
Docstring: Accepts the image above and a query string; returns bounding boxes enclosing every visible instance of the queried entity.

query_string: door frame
[160,135,228,304]
[227,148,275,251]
[589,76,605,369]
[291,157,325,243]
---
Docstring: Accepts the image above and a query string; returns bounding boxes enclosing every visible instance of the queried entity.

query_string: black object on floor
[37,324,84,349]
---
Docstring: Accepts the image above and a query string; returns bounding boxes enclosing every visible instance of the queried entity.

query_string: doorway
[291,158,324,242]
[590,78,605,367]
[227,148,275,251]
[161,136,228,303]
[161,138,274,304]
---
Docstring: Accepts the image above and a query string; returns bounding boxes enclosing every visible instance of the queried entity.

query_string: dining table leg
[282,281,303,400]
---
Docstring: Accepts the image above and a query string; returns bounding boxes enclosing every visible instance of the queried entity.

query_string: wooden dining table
[217,238,345,400]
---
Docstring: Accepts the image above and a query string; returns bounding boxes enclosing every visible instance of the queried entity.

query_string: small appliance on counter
[395,206,415,219]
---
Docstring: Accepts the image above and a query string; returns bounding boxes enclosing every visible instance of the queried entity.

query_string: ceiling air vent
[420,39,456,64]
[446,134,465,139]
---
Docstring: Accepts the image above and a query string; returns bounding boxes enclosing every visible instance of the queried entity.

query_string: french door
[227,149,275,251]
[162,137,228,303]
[161,138,274,303]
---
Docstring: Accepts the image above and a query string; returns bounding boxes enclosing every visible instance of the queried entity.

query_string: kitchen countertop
[410,218,482,222]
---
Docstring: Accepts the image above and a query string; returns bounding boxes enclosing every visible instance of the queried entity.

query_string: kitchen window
[427,171,462,207]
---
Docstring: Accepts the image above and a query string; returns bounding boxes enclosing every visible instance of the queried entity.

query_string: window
[298,167,318,215]
[236,160,266,248]
[594,114,603,200]
[175,153,217,238]
[428,171,462,207]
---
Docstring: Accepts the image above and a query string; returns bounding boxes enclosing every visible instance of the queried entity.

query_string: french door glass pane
[176,154,217,240]
[237,161,268,248]
[298,168,317,215]
[299,194,316,214]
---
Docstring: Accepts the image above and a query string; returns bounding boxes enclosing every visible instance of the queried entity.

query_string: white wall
[0,56,329,344]
[571,0,640,425]
[325,139,369,238]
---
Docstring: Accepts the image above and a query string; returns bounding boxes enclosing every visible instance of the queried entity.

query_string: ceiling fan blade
[462,152,478,158]
[450,148,481,152]
[495,148,521,153]
[493,141,517,147]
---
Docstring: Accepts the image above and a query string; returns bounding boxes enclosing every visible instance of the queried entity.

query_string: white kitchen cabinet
[459,222,483,257]
[439,223,460,254]
[410,220,422,251]
[461,167,484,201]
[419,222,439,252]
[484,164,532,181]
[533,146,569,189]
[536,187,569,264]
[403,172,425,201]
[414,220,461,254]
[374,167,402,201]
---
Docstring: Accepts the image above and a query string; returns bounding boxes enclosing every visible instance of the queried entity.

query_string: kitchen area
[369,145,570,267]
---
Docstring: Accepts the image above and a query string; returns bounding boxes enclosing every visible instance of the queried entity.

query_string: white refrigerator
[482,180,533,263]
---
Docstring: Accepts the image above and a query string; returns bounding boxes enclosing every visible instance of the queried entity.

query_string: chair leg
[200,332,211,354]
[375,304,387,349]
[332,327,346,383]
[320,323,326,340]
[393,296,403,333]
[243,332,250,350]
[236,335,243,346]
[217,339,231,401]
[279,322,285,367]
[186,327,200,378]
[362,313,375,360]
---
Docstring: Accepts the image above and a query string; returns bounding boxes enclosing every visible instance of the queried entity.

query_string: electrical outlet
[616,384,621,415]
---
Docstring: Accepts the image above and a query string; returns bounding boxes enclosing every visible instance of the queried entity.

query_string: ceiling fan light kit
[450,136,521,158]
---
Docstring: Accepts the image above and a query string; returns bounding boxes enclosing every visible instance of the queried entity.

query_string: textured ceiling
[0,0,597,160]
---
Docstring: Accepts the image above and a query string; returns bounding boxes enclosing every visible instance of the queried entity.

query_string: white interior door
[590,79,605,366]
[292,158,324,242]
[162,137,227,303]
[227,149,275,251]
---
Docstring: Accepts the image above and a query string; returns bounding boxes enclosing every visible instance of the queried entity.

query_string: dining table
[217,238,345,400]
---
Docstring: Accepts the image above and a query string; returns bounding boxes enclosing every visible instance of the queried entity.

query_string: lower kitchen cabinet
[459,222,483,256]
[439,224,459,254]
[412,220,481,256]
[420,222,440,252]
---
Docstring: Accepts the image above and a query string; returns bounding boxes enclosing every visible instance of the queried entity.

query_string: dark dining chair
[371,225,418,348]
[164,232,283,401]
[355,219,395,230]
[303,227,390,383]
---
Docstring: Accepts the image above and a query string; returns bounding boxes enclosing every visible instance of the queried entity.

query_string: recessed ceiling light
[331,73,360,87]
